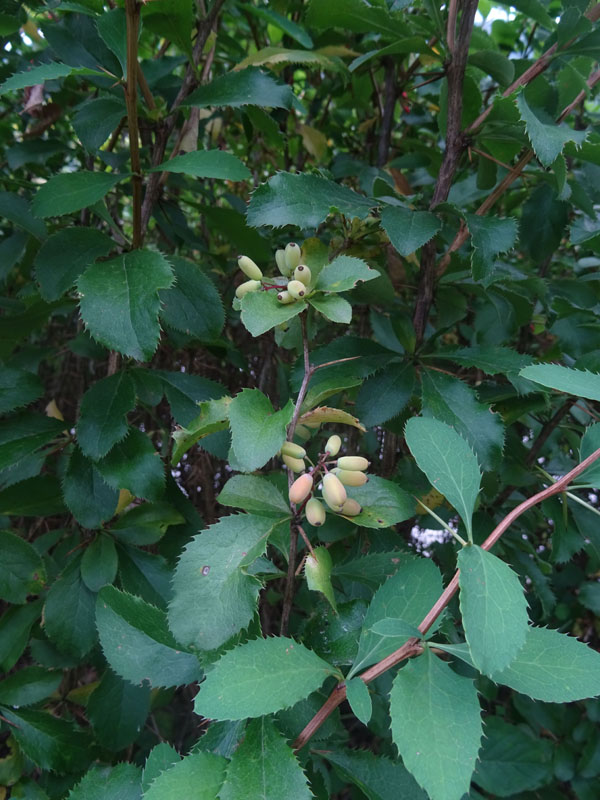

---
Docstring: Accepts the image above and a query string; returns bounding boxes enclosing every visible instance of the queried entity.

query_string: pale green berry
[293,264,311,286]
[340,498,362,516]
[282,441,306,459]
[277,290,295,304]
[324,434,341,457]
[283,454,305,473]
[284,242,302,271]
[238,255,262,280]
[335,468,368,487]
[289,473,313,505]
[287,279,307,300]
[295,424,311,441]
[275,248,291,277]
[235,279,261,299]
[306,497,326,527]
[322,472,347,511]
[337,456,370,471]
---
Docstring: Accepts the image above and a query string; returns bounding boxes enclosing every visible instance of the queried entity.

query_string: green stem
[414,497,468,546]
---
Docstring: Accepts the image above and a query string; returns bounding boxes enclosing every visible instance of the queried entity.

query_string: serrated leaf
[168,513,276,652]
[345,677,372,725]
[519,363,600,400]
[142,743,179,792]
[247,172,374,229]
[156,369,226,426]
[111,502,184,545]
[298,405,366,431]
[332,551,415,590]
[0,61,104,92]
[345,475,415,529]
[305,546,337,612]
[194,637,337,720]
[229,389,293,472]
[32,171,124,218]
[516,92,587,167]
[0,412,64,472]
[243,4,313,47]
[219,717,312,800]
[87,670,150,752]
[150,150,250,181]
[241,290,306,337]
[142,0,193,60]
[390,649,483,800]
[96,428,165,501]
[144,752,226,800]
[308,292,352,323]
[458,544,529,675]
[431,346,532,376]
[96,586,201,688]
[578,422,600,486]
[0,475,65,516]
[405,417,481,540]
[44,558,97,658]
[73,96,127,152]
[0,666,61,707]
[355,362,414,427]
[77,372,137,460]
[0,191,46,240]
[158,257,224,342]
[490,625,600,701]
[78,249,174,361]
[381,206,441,256]
[171,396,232,464]
[0,599,43,672]
[306,0,404,36]
[66,763,142,800]
[81,535,118,592]
[34,226,114,301]
[96,7,127,74]
[63,447,119,529]
[0,531,45,604]
[520,183,568,261]
[185,68,294,109]
[469,50,514,87]
[217,475,290,517]
[322,748,427,800]
[464,214,518,285]
[350,559,443,676]
[315,255,380,293]
[369,618,422,638]
[235,45,343,72]
[0,367,43,413]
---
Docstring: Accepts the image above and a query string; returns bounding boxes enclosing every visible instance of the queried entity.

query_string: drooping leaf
[96,7,127,74]
[322,749,428,800]
[186,67,294,109]
[228,389,294,472]
[345,677,372,725]
[0,666,61,707]
[390,649,483,800]
[0,528,45,603]
[72,97,127,152]
[217,475,290,517]
[219,717,312,800]
[405,417,481,540]
[32,171,125,218]
[78,249,173,360]
[150,150,250,181]
[96,428,165,501]
[0,368,43,414]
[458,544,529,675]
[171,396,232,465]
[345,475,415,529]
[144,752,226,800]
[87,669,151,752]
[77,372,137,460]
[464,214,518,285]
[0,191,46,240]
[247,172,375,229]
[241,290,307,337]
[158,256,225,342]
[298,406,366,431]
[63,447,119,529]
[308,293,352,323]
[519,363,600,401]
[315,255,380,293]
[80,534,118,592]
[469,50,515,86]
[516,91,587,167]
[305,546,337,611]
[96,586,202,688]
[194,637,337,720]
[355,362,414,427]
[43,558,97,658]
[381,206,441,256]
[168,513,276,652]
[66,763,142,800]
[243,4,313,47]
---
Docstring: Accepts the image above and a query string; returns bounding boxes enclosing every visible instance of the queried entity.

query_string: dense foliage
[2,0,600,798]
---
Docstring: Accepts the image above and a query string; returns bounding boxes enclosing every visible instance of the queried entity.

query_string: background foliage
[2,0,600,798]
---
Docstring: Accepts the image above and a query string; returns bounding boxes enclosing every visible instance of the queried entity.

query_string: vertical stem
[125,0,142,249]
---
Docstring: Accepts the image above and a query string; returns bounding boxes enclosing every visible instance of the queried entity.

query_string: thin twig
[125,0,142,249]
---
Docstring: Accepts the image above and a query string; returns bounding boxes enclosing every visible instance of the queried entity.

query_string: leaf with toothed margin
[76,372,136,460]
[194,636,338,720]
[144,751,226,800]
[241,290,306,337]
[519,364,600,401]
[516,91,587,167]
[464,213,518,286]
[65,762,142,800]
[228,389,294,472]
[316,255,380,293]
[185,68,294,109]
[345,475,415,530]
[322,748,428,800]
[171,396,232,465]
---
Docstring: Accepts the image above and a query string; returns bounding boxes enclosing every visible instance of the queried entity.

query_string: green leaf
[405,417,481,540]
[158,256,225,342]
[369,618,422,638]
[111,502,184,545]
[468,50,514,87]
[578,580,600,613]
[0,413,64,472]
[96,586,201,688]
[63,447,119,529]
[355,362,414,427]
[306,0,404,36]
[194,637,337,720]
[516,91,587,166]
[0,599,43,672]
[78,249,174,361]
[345,677,372,725]
[431,346,532,376]
[298,405,366,432]
[241,290,307,337]
[186,68,294,109]
[390,649,483,800]
[490,625,600,701]
[34,226,114,301]
[0,370,43,418]
[236,45,343,72]
[350,559,443,676]
[77,372,137,460]
[217,475,290,517]
[44,559,97,658]
[332,551,415,590]
[475,716,553,797]
[168,513,276,651]
[0,192,46,240]
[0,531,45,604]
[81,535,118,592]
[96,7,127,74]
[32,171,124,218]
[0,666,61,707]
[150,150,250,181]
[142,743,179,792]
[0,475,65,516]
[315,255,380,293]
[96,428,165,501]
[87,669,151,752]
[247,172,375,229]
[228,389,293,472]
[0,61,103,92]
[458,544,529,675]
[142,0,194,60]
[305,546,337,612]
[171,396,232,465]
[219,717,312,800]
[519,364,600,400]
[345,475,415,529]
[73,97,126,152]
[380,206,442,256]
[321,749,428,800]
[464,214,518,285]
[243,4,313,48]
[519,183,569,261]
[66,763,142,800]
[144,752,226,800]
[308,293,352,323]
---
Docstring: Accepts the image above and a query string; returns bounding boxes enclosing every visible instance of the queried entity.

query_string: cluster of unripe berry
[284,434,370,526]
[235,242,313,304]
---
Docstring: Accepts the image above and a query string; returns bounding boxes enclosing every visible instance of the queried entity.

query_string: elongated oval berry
[322,472,347,511]
[289,473,313,505]
[337,456,370,471]
[340,498,362,516]
[293,264,312,286]
[324,434,341,457]
[336,468,368,487]
[295,424,311,441]
[287,280,306,300]
[275,248,291,277]
[283,454,305,473]
[277,290,295,304]
[235,279,261,299]
[238,255,263,280]
[306,497,326,527]
[284,242,301,271]
[282,441,306,459]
